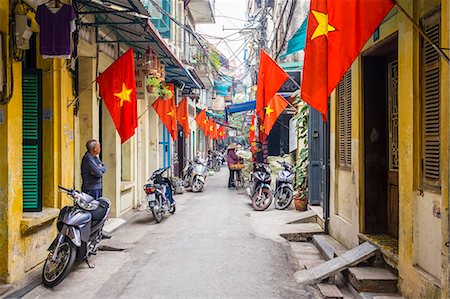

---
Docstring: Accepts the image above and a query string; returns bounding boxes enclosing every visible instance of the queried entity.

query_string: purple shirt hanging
[36,4,76,57]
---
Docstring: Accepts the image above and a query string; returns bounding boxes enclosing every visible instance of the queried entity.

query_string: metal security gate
[22,70,42,212]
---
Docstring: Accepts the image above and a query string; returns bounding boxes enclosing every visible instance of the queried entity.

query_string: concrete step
[348,267,397,293]
[316,283,344,299]
[279,223,324,242]
[313,234,348,260]
[286,209,317,224]
[294,242,378,284]
[359,292,404,299]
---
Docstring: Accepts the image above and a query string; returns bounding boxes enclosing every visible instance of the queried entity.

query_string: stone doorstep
[359,292,405,299]
[294,242,378,284]
[280,223,324,242]
[103,217,127,234]
[347,267,397,293]
[316,283,344,299]
[286,209,318,224]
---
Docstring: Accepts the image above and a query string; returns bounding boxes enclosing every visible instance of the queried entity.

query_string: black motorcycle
[144,166,176,223]
[42,186,110,288]
[247,163,273,211]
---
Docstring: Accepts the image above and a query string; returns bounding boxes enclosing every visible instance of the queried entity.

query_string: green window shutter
[421,9,441,189]
[22,73,42,212]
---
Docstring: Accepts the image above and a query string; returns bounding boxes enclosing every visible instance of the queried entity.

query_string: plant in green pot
[145,77,160,94]
[159,85,173,99]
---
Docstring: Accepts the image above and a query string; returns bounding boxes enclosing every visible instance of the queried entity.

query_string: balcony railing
[142,0,171,38]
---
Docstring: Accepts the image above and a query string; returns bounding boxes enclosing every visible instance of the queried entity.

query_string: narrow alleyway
[23,169,320,298]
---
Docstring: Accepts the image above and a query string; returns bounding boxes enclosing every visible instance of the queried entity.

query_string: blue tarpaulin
[226,101,256,114]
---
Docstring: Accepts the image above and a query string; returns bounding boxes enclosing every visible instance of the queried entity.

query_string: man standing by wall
[81,139,107,198]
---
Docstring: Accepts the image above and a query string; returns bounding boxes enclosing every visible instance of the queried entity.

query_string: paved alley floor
[22,168,321,299]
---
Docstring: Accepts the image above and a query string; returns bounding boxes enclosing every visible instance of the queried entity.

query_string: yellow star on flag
[311,10,336,40]
[114,83,133,107]
[265,105,274,117]
[167,110,175,118]
[250,125,255,132]
[203,119,207,125]
[219,132,223,136]
[259,124,265,131]
[210,125,214,131]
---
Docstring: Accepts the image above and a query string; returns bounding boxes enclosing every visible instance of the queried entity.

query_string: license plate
[147,194,156,202]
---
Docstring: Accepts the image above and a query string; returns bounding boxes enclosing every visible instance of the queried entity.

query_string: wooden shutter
[421,10,440,189]
[338,70,352,168]
[22,72,42,212]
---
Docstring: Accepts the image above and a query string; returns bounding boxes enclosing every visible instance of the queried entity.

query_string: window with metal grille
[338,70,352,169]
[420,9,441,190]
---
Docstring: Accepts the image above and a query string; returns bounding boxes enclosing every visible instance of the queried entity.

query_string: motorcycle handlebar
[58,185,73,193]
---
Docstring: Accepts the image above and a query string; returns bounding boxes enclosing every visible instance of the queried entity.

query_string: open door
[363,34,399,238]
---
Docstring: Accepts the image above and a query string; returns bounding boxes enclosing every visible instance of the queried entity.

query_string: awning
[226,101,256,114]
[76,0,201,89]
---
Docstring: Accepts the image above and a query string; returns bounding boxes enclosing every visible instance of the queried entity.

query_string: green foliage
[209,51,221,70]
[294,96,309,199]
[159,85,173,98]
[145,77,161,87]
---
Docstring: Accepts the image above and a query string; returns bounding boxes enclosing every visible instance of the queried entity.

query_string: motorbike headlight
[74,195,98,211]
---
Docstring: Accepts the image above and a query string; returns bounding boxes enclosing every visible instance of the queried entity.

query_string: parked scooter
[183,157,207,192]
[247,163,273,211]
[42,186,111,288]
[144,166,176,223]
[274,161,295,210]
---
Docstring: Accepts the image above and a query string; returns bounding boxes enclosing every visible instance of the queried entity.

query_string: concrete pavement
[14,168,321,298]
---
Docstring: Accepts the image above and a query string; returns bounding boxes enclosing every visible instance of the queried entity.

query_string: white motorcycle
[183,157,208,192]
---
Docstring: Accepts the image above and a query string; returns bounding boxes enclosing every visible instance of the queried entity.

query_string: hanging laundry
[35,3,76,58]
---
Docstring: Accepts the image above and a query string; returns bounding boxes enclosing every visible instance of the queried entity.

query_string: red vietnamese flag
[207,118,216,139]
[96,48,137,143]
[195,109,208,134]
[256,50,289,121]
[152,95,177,141]
[263,94,289,136]
[176,97,190,138]
[301,0,394,121]
[213,122,218,140]
[249,115,256,145]
[218,126,224,140]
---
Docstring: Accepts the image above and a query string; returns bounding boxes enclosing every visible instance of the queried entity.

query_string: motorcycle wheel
[169,204,176,214]
[274,187,294,210]
[152,197,163,223]
[191,178,204,192]
[42,239,77,288]
[251,188,273,211]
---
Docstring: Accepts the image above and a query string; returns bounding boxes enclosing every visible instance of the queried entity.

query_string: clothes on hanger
[36,2,76,58]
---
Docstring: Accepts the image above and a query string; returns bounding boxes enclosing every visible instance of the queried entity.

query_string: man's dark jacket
[81,151,107,191]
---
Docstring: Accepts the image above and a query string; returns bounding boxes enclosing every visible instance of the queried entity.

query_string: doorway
[363,34,399,238]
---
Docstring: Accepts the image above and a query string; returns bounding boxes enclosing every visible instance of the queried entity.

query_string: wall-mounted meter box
[15,14,32,50]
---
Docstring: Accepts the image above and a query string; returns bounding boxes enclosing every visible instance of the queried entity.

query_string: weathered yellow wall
[328,0,448,297]
[0,1,75,283]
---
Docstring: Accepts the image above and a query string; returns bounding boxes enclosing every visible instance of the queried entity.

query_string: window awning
[225,101,256,114]
[76,0,201,89]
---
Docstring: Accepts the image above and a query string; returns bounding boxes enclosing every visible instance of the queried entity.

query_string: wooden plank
[295,241,378,284]
[316,283,344,299]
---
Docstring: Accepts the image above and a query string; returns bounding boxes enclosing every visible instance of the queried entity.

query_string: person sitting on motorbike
[252,141,264,171]
[227,143,239,188]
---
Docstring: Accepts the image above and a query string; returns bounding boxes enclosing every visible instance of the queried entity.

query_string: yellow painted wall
[0,1,75,283]
[328,0,448,297]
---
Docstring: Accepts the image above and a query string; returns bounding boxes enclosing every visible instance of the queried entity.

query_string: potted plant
[159,85,173,99]
[293,101,309,211]
[145,77,160,93]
